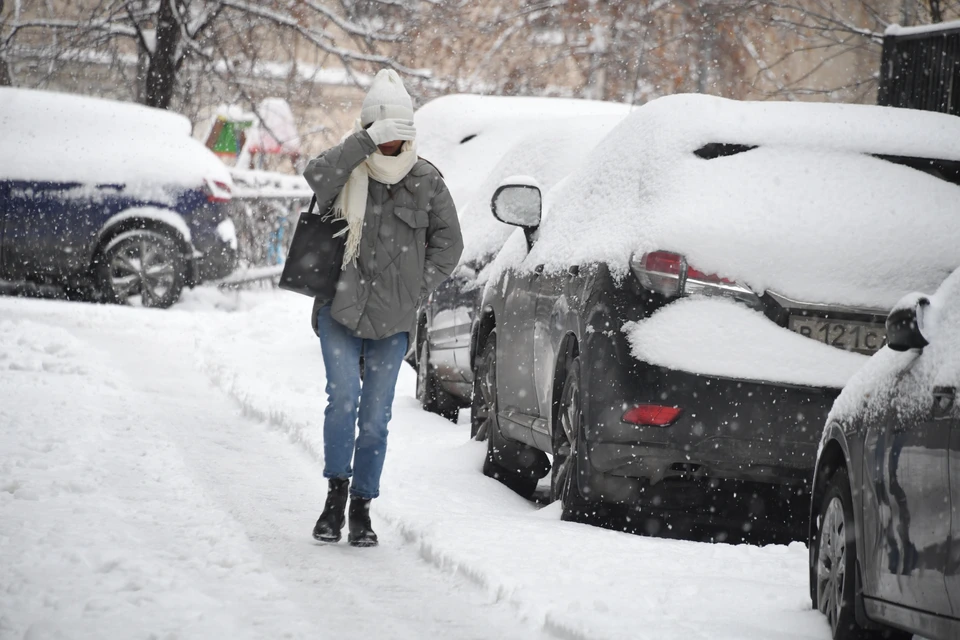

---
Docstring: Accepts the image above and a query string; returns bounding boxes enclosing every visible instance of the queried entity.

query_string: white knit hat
[360,69,414,126]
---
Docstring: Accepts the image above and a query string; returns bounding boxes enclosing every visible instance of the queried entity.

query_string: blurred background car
[471,94,960,541]
[0,88,237,308]
[412,94,632,422]
[809,267,960,640]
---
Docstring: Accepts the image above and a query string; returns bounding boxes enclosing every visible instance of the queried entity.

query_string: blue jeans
[315,305,408,499]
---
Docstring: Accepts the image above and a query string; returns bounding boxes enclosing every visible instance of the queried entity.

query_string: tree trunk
[900,0,915,26]
[0,57,12,86]
[929,0,943,23]
[144,0,180,109]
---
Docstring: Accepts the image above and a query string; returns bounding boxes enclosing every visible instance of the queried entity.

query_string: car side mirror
[491,181,541,230]
[491,178,541,251]
[886,297,930,352]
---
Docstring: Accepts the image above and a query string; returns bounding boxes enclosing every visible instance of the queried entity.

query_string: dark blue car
[0,88,238,307]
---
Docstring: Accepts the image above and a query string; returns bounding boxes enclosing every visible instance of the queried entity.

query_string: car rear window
[693,143,757,159]
[695,142,960,188]
[875,155,960,187]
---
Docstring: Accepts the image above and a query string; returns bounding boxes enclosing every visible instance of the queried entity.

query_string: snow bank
[513,94,960,310]
[0,87,231,191]
[623,297,869,388]
[414,94,633,212]
[827,265,960,429]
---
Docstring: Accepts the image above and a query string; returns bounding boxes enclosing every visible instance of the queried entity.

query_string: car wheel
[551,356,594,520]
[98,229,184,308]
[813,468,908,640]
[470,341,494,441]
[478,331,538,498]
[416,338,459,423]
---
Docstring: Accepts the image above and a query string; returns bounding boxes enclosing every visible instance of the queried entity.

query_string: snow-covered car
[809,267,960,640]
[412,94,632,422]
[470,93,960,541]
[0,88,237,307]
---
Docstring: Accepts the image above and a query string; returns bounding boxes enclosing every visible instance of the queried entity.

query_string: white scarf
[332,119,418,267]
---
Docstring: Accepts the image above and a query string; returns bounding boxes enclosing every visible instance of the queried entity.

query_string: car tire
[551,356,594,521]
[98,229,185,308]
[416,338,460,423]
[470,337,495,441]
[478,331,538,498]
[812,468,909,640]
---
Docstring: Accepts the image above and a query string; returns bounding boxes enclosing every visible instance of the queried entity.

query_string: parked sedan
[412,96,631,423]
[810,267,960,640]
[471,94,960,541]
[0,88,237,307]
[414,118,630,424]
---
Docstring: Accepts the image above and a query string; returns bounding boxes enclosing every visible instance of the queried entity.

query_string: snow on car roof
[457,113,627,268]
[414,94,634,211]
[0,87,231,190]
[512,93,960,310]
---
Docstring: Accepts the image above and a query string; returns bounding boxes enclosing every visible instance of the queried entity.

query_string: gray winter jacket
[302,130,463,340]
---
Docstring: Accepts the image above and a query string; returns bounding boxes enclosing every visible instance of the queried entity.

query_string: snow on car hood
[523,94,960,311]
[623,297,870,389]
[1,87,231,191]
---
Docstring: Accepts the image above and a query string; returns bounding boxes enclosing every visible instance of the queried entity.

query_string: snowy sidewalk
[1,288,835,640]
[0,294,546,640]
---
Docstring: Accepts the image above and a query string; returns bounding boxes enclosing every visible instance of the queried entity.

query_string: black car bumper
[580,352,838,531]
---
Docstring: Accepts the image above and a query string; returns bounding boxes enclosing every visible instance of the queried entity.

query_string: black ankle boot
[348,498,378,548]
[313,478,349,543]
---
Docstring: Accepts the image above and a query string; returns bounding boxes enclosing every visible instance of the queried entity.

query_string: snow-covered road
[1,288,842,640]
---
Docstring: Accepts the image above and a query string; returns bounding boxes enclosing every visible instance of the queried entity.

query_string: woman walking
[303,69,463,547]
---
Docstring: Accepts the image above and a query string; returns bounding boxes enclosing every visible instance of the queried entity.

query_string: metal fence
[219,169,311,288]
[229,197,302,268]
[879,22,960,115]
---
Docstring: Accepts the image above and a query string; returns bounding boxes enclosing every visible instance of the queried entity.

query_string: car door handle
[568,265,580,276]
[534,264,544,276]
[933,387,955,420]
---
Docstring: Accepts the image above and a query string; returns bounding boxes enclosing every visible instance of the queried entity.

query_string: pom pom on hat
[360,69,414,126]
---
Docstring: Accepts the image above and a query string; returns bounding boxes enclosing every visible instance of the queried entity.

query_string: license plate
[788,316,886,355]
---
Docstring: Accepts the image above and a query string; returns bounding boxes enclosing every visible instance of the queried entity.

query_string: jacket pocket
[394,206,430,229]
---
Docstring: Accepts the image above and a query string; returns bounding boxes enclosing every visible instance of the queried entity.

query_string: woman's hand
[366,119,416,145]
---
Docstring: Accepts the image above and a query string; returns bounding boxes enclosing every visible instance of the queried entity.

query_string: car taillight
[686,266,734,285]
[204,178,233,203]
[622,404,683,427]
[633,250,683,297]
[630,250,760,308]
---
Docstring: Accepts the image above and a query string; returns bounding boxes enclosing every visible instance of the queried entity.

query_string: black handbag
[279,195,347,299]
